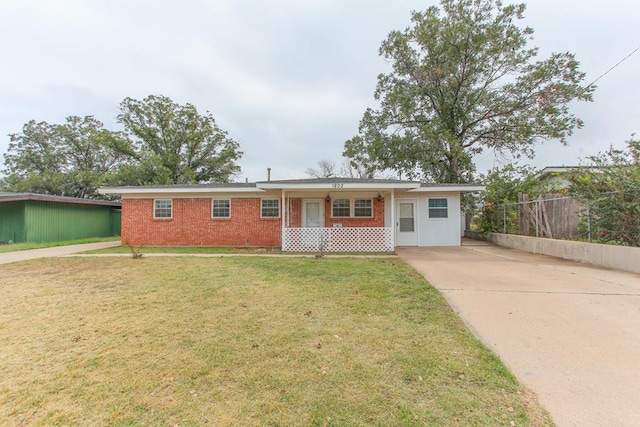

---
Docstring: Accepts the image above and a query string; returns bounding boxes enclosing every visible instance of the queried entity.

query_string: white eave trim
[408,185,486,193]
[257,182,419,190]
[98,187,265,195]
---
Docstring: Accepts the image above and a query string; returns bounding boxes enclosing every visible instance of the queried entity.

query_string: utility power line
[585,45,640,89]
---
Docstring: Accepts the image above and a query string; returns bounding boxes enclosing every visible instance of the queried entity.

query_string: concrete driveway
[0,241,121,265]
[397,240,640,427]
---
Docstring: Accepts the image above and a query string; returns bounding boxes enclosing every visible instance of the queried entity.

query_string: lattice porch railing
[283,227,393,252]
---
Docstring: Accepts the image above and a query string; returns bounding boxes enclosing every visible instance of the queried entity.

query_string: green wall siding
[0,201,25,243]
[22,201,120,243]
[111,209,122,236]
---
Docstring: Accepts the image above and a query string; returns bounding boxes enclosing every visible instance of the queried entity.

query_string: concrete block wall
[490,233,640,274]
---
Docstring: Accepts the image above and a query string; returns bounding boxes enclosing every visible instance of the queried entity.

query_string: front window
[332,199,351,217]
[261,199,280,218]
[154,199,172,218]
[428,198,448,219]
[212,199,231,218]
[354,199,373,217]
[332,198,375,217]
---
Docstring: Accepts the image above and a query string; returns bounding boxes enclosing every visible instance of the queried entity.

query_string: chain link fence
[474,191,639,244]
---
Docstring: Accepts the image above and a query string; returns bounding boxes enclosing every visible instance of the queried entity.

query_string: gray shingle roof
[106,182,258,189]
[257,177,417,184]
[419,183,484,188]
[0,193,121,207]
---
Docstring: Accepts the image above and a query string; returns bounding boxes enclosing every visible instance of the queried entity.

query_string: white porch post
[390,189,395,250]
[281,189,286,250]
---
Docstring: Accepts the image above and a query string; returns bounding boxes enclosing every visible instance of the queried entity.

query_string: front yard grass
[83,245,283,255]
[0,236,120,253]
[0,257,553,426]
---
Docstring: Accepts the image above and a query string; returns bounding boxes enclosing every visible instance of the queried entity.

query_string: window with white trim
[261,199,280,218]
[354,199,373,217]
[331,198,374,217]
[332,199,351,217]
[212,199,231,218]
[428,198,448,219]
[154,199,172,218]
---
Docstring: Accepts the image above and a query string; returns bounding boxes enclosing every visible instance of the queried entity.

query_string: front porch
[274,183,401,253]
[282,226,393,252]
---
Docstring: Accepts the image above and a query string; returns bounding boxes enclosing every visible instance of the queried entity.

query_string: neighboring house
[0,193,121,243]
[534,166,604,191]
[100,178,483,252]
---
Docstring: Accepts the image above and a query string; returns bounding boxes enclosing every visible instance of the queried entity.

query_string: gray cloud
[0,0,638,182]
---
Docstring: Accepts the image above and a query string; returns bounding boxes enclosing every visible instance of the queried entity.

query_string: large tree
[116,95,242,184]
[344,0,594,183]
[2,116,129,198]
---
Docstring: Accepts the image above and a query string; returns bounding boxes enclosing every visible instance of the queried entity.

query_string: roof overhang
[98,181,485,195]
[408,185,486,193]
[257,182,419,190]
[98,187,264,195]
[0,192,121,207]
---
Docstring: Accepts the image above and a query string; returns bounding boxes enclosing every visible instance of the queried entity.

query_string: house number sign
[332,183,344,188]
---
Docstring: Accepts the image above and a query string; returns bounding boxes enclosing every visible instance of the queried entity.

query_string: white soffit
[407,185,486,193]
[257,182,418,190]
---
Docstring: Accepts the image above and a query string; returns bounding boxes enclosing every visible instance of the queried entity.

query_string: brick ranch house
[99,178,484,252]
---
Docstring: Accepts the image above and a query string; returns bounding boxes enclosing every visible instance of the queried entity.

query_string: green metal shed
[0,193,121,243]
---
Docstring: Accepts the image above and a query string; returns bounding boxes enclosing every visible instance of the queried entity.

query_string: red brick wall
[122,197,386,247]
[289,198,302,227]
[324,198,385,227]
[122,198,281,246]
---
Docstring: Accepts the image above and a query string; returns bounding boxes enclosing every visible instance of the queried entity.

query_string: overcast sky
[0,0,638,182]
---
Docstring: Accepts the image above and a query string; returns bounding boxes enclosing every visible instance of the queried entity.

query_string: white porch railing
[283,227,393,252]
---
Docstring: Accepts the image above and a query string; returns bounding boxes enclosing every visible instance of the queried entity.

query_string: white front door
[396,200,418,246]
[303,199,324,228]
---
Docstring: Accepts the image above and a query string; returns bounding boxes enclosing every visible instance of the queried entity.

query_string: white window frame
[260,198,280,218]
[427,197,449,219]
[331,198,351,217]
[211,198,231,218]
[153,199,173,219]
[330,198,374,218]
[353,199,373,218]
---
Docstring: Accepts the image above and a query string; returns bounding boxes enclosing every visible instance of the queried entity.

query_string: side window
[428,198,448,219]
[332,199,351,217]
[261,199,280,218]
[154,199,172,218]
[212,199,231,218]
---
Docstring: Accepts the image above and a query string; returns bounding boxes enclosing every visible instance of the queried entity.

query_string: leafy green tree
[474,164,538,234]
[570,139,640,246]
[344,0,593,183]
[116,95,242,184]
[2,116,130,198]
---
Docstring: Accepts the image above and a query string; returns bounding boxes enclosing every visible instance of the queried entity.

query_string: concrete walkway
[397,241,640,427]
[0,241,121,265]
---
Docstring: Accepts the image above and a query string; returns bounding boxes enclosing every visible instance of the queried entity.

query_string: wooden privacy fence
[517,193,582,239]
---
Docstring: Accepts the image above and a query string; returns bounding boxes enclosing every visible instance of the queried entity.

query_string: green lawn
[83,244,281,255]
[0,236,120,253]
[0,257,553,426]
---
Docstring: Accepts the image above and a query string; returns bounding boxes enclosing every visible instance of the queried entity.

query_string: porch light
[377,193,383,202]
[325,194,331,202]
